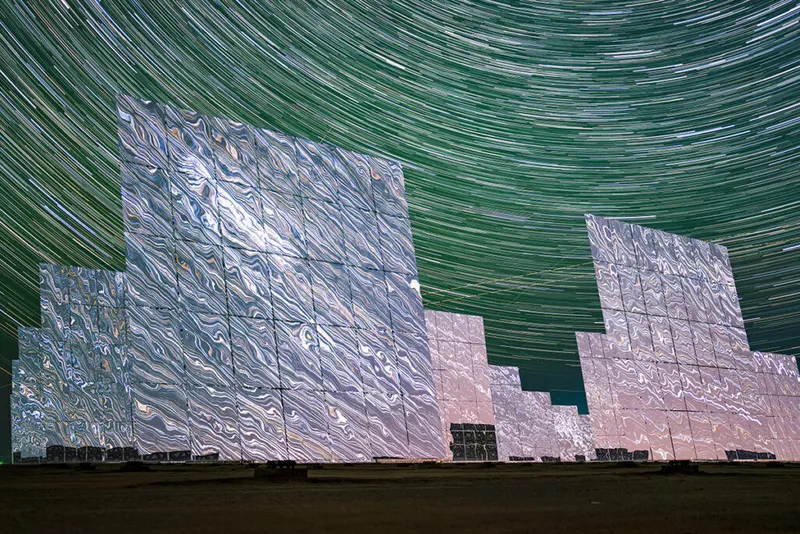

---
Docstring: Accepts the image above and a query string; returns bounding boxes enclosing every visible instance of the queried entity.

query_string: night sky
[1,0,799,459]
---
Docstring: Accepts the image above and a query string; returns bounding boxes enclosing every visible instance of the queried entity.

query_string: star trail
[0,0,799,429]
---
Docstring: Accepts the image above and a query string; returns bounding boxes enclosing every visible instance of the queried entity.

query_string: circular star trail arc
[0,0,799,413]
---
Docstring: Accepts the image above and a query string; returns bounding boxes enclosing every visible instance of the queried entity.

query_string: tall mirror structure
[11,95,445,463]
[578,214,800,461]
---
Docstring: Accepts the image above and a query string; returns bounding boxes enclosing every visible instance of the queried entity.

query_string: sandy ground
[2,461,799,533]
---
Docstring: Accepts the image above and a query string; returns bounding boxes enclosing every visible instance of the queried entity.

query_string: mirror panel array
[425,311,497,461]
[15,99,798,466]
[11,265,131,462]
[489,365,595,462]
[11,95,445,463]
[578,214,800,461]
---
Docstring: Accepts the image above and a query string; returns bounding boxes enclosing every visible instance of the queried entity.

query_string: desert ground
[2,461,799,533]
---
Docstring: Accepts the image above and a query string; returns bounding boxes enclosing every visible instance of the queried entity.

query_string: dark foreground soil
[2,461,799,533]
